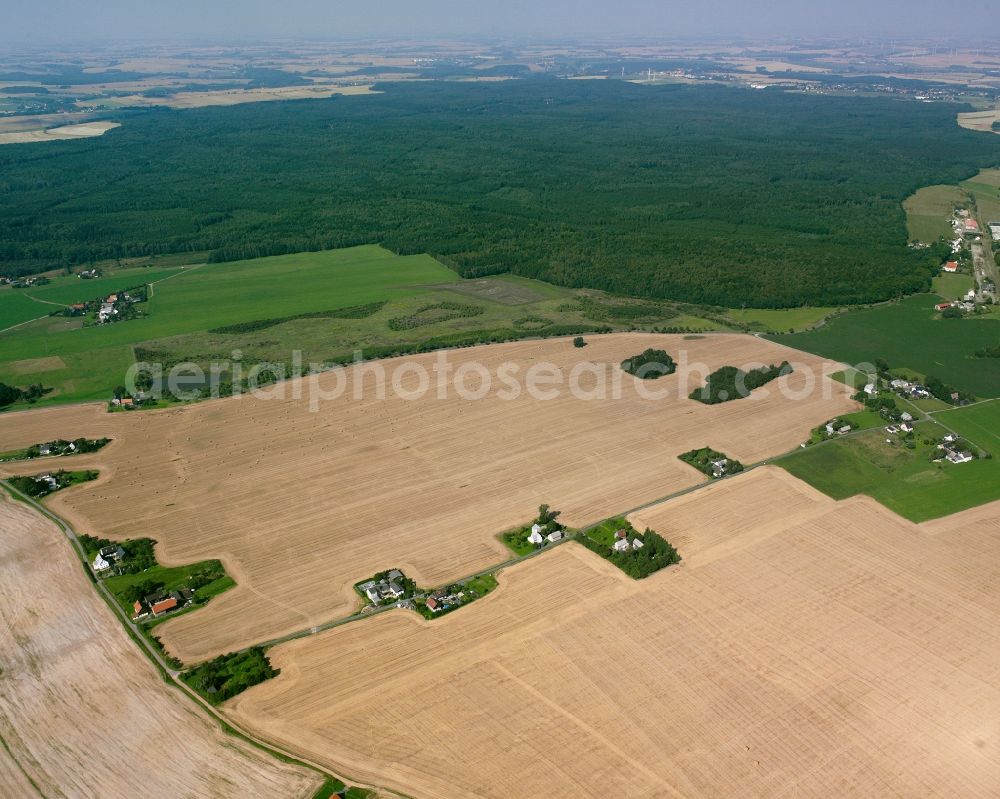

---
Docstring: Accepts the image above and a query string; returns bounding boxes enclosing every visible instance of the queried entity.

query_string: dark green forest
[1,80,998,306]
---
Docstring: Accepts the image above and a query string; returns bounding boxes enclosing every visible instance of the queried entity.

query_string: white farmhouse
[613,538,631,552]
[527,529,544,545]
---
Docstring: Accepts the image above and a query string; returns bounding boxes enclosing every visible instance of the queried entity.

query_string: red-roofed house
[942,261,958,273]
[935,302,953,311]
[150,597,178,616]
[965,219,979,233]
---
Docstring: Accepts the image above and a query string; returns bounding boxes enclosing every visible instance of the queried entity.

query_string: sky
[4,0,1000,45]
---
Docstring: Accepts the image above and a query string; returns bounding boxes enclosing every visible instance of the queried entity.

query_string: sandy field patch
[958,109,1000,134]
[113,83,374,110]
[228,467,1000,799]
[0,334,855,662]
[0,120,120,145]
[9,355,66,374]
[0,112,95,134]
[0,492,320,799]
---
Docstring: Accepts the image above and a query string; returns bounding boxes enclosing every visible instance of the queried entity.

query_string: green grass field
[931,272,974,300]
[0,291,55,330]
[962,169,1000,226]
[771,294,1000,398]
[0,246,461,404]
[0,245,736,408]
[933,399,1000,452]
[903,184,966,242]
[727,306,838,333]
[778,423,1000,522]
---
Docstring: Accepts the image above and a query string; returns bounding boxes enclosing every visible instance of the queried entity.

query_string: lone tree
[573,336,587,348]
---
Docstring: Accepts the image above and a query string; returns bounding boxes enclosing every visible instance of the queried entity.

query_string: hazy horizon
[5,0,1000,47]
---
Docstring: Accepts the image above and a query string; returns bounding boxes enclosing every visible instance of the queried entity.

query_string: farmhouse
[150,596,179,617]
[546,530,564,543]
[941,261,959,273]
[36,473,59,492]
[946,450,974,465]
[527,529,544,545]
[824,422,851,437]
[863,382,877,395]
[92,545,126,573]
[613,538,630,552]
[359,570,409,605]
[965,218,980,235]
[425,597,441,613]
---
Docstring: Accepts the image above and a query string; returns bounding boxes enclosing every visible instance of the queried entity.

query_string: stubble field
[227,467,1000,799]
[0,492,320,798]
[0,334,854,662]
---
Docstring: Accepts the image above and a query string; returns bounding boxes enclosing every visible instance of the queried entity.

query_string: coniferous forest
[1,80,997,307]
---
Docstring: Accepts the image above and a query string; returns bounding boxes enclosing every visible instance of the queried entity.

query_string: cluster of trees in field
[180,647,277,703]
[578,527,681,579]
[0,382,50,407]
[620,348,677,379]
[9,469,98,498]
[690,361,793,404]
[2,81,998,306]
[17,437,110,459]
[924,374,972,404]
[679,447,745,477]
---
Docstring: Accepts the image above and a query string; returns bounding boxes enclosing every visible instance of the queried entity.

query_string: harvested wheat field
[0,121,120,145]
[0,493,320,799]
[0,334,855,661]
[228,467,1000,799]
